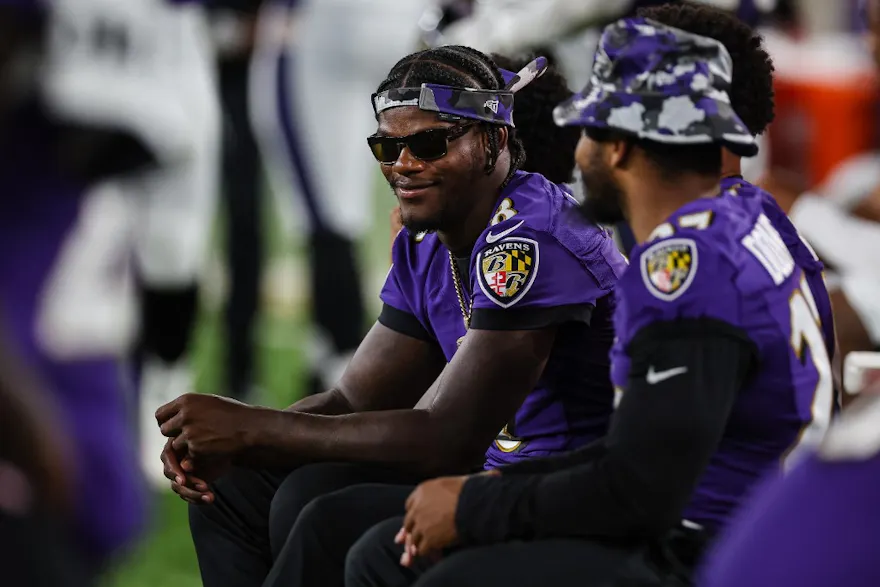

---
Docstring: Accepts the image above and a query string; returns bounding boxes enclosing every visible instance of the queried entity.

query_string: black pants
[187,463,423,587]
[218,57,262,400]
[264,482,415,587]
[347,517,702,587]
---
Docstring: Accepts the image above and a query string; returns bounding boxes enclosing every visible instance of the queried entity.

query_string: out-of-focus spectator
[249,0,430,395]
[207,0,265,402]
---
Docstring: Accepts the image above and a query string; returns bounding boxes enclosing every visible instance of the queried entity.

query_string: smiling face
[375,107,488,234]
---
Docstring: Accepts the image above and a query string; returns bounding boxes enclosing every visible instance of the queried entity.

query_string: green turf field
[101,179,394,587]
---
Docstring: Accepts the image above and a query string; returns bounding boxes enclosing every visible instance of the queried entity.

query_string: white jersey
[790,154,880,346]
[43,0,221,286]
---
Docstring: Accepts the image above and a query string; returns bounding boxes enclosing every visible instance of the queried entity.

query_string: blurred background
[1,0,878,585]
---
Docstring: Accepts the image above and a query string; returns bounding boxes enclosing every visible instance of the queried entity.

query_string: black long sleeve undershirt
[455,318,757,545]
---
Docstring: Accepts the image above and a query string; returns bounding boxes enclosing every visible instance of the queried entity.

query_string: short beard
[395,151,486,235]
[577,152,627,226]
[399,205,444,235]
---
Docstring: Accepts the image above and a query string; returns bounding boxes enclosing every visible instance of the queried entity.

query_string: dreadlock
[491,53,580,184]
[376,45,526,188]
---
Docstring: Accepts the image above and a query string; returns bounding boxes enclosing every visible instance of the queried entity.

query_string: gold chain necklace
[448,251,474,348]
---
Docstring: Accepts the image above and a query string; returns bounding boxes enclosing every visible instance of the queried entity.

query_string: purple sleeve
[379,264,414,315]
[380,232,421,316]
[378,233,435,341]
[470,227,609,315]
[700,396,880,587]
[620,233,742,337]
[699,452,880,587]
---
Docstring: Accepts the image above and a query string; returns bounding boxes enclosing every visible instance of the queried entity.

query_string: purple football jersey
[610,193,835,530]
[382,171,627,468]
[721,176,836,358]
[0,111,146,563]
[699,395,880,587]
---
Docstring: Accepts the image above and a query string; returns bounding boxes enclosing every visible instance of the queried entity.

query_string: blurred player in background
[347,19,834,587]
[249,0,430,395]
[207,0,266,402]
[0,0,182,576]
[46,0,224,487]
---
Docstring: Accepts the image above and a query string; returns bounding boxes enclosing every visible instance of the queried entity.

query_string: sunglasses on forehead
[366,122,477,165]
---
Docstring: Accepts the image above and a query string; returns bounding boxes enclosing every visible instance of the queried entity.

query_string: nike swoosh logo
[646,365,688,385]
[486,220,525,244]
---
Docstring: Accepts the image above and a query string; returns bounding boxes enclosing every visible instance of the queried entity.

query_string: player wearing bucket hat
[343,17,834,587]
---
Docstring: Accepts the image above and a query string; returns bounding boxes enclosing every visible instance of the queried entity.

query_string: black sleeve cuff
[627,317,756,356]
[498,439,606,476]
[470,303,593,331]
[455,474,540,546]
[378,304,435,343]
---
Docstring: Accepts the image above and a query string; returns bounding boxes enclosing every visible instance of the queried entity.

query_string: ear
[495,126,509,153]
[607,137,631,169]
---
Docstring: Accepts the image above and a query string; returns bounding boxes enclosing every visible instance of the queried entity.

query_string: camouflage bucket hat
[553,17,758,157]
[371,56,549,127]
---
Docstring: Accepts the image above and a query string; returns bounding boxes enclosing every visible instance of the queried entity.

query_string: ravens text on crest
[476,237,540,308]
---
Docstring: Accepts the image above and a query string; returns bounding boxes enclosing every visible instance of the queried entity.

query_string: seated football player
[159,45,627,587]
[389,52,583,251]
[637,2,838,375]
[344,18,836,587]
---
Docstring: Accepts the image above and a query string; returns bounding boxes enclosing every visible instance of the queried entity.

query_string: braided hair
[491,53,580,184]
[376,45,526,188]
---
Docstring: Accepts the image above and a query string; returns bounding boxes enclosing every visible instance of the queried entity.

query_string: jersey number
[746,214,834,467]
[35,186,137,360]
[786,275,834,466]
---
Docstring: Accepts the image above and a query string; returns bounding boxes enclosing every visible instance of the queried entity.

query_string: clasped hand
[396,469,501,567]
[155,393,255,504]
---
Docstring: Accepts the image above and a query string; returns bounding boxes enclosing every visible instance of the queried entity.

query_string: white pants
[249,0,429,239]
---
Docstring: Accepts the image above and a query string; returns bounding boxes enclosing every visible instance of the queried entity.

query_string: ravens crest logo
[640,238,698,301]
[476,238,539,308]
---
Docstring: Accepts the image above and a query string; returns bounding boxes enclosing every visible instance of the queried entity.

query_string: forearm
[457,454,671,545]
[456,321,755,545]
[243,408,479,475]
[285,388,354,416]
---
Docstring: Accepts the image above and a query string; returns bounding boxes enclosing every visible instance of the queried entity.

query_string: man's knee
[268,462,374,554]
[188,467,282,543]
[345,517,408,587]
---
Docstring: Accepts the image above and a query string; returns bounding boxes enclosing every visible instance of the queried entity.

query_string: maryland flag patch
[476,237,539,308]
[640,238,698,301]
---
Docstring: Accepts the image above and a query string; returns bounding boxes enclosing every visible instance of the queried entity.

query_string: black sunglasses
[367,123,476,165]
